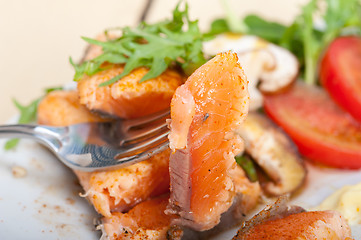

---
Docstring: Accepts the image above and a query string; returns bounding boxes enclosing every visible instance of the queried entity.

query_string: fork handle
[0,124,62,151]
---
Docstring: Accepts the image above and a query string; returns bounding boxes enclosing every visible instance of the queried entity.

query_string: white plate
[1,138,361,239]
[0,139,99,240]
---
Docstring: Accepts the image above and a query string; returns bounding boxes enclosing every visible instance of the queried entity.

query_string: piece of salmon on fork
[167,52,260,231]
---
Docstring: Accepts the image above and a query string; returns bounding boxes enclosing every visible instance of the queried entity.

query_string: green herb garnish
[235,155,258,182]
[207,0,361,85]
[4,87,63,150]
[296,0,361,85]
[205,14,287,44]
[71,3,206,86]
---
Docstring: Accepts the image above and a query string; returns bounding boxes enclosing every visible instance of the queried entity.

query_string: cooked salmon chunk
[37,90,171,218]
[101,195,179,240]
[37,90,109,125]
[235,210,353,239]
[75,149,170,217]
[234,196,353,240]
[77,65,184,119]
[167,52,251,231]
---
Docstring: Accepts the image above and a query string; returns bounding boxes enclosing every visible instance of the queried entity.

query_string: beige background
[0,0,308,123]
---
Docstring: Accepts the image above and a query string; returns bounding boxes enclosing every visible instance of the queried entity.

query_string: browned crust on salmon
[74,148,170,217]
[235,210,353,240]
[77,65,184,119]
[37,90,110,126]
[101,195,178,240]
[233,196,353,240]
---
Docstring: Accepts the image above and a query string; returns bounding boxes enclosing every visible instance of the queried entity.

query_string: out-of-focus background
[0,0,308,123]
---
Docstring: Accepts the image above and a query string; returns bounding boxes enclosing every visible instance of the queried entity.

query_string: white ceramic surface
[1,137,361,239]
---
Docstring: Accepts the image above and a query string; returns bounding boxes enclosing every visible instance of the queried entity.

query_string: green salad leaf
[235,154,258,182]
[207,0,361,85]
[206,15,287,44]
[4,87,63,150]
[71,3,206,86]
[244,15,287,43]
[284,0,361,84]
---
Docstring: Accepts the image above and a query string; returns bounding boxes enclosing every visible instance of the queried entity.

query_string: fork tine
[122,109,170,129]
[122,120,168,144]
[113,140,169,169]
[116,130,169,159]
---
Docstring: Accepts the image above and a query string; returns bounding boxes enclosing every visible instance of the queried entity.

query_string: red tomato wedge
[263,82,361,169]
[320,36,361,122]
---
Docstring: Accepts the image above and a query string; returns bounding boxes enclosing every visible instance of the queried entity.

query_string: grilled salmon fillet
[77,65,184,119]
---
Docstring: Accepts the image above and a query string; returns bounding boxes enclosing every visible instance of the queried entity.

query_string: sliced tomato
[320,36,361,122]
[263,82,361,169]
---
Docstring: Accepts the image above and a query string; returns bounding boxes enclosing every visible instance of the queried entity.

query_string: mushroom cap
[236,112,306,196]
[203,34,299,110]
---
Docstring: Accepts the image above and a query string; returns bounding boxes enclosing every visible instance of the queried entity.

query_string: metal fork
[0,110,170,172]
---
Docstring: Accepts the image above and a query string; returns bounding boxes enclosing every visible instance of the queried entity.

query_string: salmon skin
[167,52,250,231]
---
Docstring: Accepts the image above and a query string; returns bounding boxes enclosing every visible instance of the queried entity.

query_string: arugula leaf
[45,86,63,94]
[4,87,62,150]
[219,0,247,33]
[235,155,258,182]
[244,15,286,44]
[291,0,361,85]
[205,1,287,44]
[279,20,304,61]
[301,0,319,85]
[208,0,361,85]
[4,139,19,150]
[4,98,41,150]
[13,98,41,124]
[71,2,206,86]
[204,19,229,39]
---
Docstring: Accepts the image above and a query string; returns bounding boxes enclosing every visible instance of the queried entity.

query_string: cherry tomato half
[320,36,361,122]
[263,82,361,169]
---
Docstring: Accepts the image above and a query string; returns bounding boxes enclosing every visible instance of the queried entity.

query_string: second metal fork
[0,110,170,172]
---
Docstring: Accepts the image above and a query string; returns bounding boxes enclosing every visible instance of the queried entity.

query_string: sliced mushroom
[238,49,275,111]
[236,112,306,196]
[203,34,299,110]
